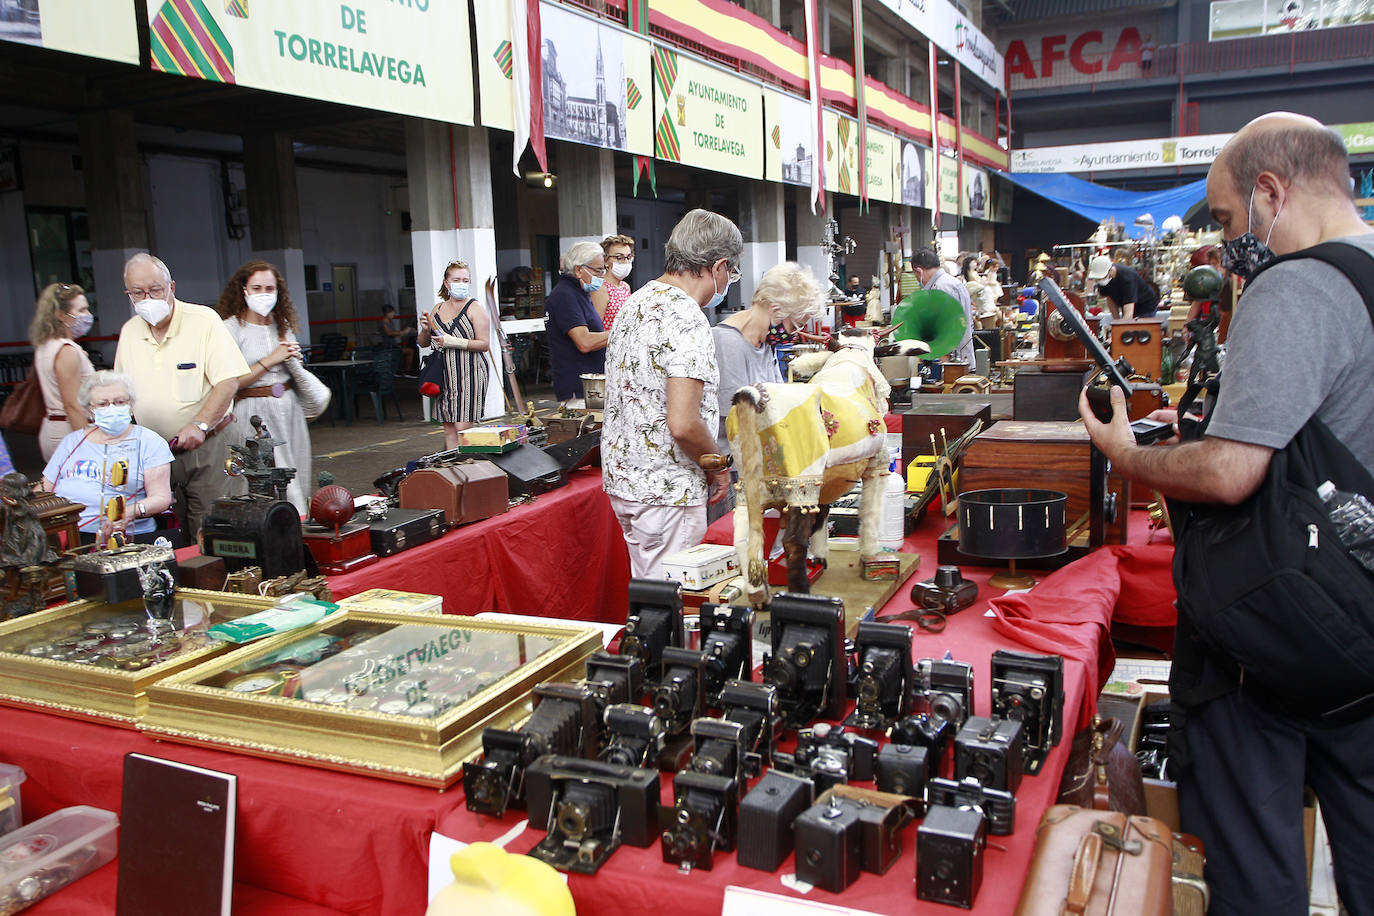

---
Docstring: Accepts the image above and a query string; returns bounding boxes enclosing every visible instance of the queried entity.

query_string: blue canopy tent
[1000,172,1210,239]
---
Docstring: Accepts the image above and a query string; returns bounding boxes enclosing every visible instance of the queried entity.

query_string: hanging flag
[852,0,868,212]
[493,40,514,80]
[150,0,236,84]
[625,77,642,110]
[928,40,939,229]
[630,0,655,195]
[633,156,657,198]
[953,60,964,227]
[803,0,825,214]
[224,0,248,17]
[510,0,547,176]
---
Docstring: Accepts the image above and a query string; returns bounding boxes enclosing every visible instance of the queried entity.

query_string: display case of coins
[140,611,603,787]
[0,589,281,725]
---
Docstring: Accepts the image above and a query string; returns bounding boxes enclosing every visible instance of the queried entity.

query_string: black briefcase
[366,506,447,557]
[488,443,567,497]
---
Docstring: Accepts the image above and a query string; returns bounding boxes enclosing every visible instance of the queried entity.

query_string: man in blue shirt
[544,241,610,408]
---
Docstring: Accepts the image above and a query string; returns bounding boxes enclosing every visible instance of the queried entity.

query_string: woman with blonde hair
[30,282,95,461]
[418,259,490,449]
[593,234,637,329]
[217,260,312,514]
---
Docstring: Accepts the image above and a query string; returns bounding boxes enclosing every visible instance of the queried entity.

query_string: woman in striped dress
[418,259,490,449]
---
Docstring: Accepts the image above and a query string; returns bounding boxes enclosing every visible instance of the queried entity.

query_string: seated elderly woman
[41,370,175,545]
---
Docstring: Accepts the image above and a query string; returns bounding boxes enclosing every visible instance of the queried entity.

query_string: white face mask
[448,281,470,299]
[245,292,277,316]
[611,260,633,280]
[133,297,171,327]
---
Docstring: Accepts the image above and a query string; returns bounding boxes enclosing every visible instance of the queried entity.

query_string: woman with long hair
[417,259,490,449]
[30,282,95,461]
[217,260,311,514]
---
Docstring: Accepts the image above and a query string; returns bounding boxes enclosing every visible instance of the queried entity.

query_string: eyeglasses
[582,264,608,277]
[89,397,131,409]
[125,285,167,300]
[726,264,742,285]
[607,253,634,263]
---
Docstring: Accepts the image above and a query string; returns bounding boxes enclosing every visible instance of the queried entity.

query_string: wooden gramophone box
[958,420,1128,546]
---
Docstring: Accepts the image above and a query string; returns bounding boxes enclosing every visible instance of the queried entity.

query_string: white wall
[147,154,253,306]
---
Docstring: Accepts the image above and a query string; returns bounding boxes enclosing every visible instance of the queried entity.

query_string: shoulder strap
[1250,241,1374,329]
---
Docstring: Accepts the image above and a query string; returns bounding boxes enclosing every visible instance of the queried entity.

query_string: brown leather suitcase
[1014,805,1173,916]
[398,466,465,522]
[453,459,508,525]
[1171,832,1208,916]
[1056,716,1147,816]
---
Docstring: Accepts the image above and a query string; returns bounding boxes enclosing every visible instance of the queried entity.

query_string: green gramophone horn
[891,289,968,358]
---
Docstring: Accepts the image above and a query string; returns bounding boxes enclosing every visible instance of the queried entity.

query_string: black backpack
[1171,241,1374,724]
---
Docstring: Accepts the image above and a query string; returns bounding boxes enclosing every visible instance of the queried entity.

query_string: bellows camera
[917,655,974,730]
[582,651,643,711]
[463,682,603,817]
[954,715,1025,794]
[989,649,1064,775]
[525,755,660,874]
[697,603,754,705]
[659,768,739,872]
[763,593,848,728]
[917,803,986,908]
[844,621,914,732]
[599,704,667,768]
[652,646,709,736]
[715,680,779,777]
[619,578,684,686]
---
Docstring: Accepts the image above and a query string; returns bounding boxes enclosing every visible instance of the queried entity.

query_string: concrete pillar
[738,180,786,307]
[405,118,502,418]
[79,109,150,326]
[557,143,617,253]
[793,187,835,331]
[243,131,311,344]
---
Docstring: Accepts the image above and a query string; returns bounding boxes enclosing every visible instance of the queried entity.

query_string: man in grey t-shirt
[1080,113,1374,916]
[912,248,974,368]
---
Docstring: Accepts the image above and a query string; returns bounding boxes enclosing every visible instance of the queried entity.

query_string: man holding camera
[1080,113,1374,915]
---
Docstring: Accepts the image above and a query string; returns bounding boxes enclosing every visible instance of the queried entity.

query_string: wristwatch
[194,421,210,434]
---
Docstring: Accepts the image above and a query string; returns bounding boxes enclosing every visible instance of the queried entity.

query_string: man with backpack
[1080,112,1374,915]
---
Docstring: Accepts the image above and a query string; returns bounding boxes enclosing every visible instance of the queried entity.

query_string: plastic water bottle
[879,458,906,551]
[1317,480,1374,572]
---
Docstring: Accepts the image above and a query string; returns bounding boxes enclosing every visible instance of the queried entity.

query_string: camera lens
[557,800,591,839]
[763,656,798,692]
[930,692,962,723]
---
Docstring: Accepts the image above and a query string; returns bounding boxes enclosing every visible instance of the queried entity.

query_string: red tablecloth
[329,467,631,624]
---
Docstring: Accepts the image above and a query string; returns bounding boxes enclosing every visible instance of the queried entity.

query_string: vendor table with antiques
[1,486,1176,915]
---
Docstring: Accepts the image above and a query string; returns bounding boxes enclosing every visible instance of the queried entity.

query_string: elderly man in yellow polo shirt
[114,253,250,537]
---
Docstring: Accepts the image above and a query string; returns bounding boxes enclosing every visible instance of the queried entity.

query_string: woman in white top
[217,260,311,515]
[30,282,95,461]
[962,257,999,329]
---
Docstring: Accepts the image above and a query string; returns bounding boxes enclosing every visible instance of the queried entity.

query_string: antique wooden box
[0,589,279,725]
[957,420,1129,547]
[398,461,509,527]
[901,397,993,472]
[140,611,602,788]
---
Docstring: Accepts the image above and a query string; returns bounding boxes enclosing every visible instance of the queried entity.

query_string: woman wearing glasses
[417,259,490,450]
[41,370,173,545]
[544,241,609,409]
[30,283,95,461]
[593,234,637,330]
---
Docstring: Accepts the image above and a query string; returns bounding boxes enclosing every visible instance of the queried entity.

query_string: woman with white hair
[41,370,174,545]
[711,262,825,452]
[544,240,609,408]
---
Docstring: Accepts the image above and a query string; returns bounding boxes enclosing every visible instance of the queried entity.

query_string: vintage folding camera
[785,724,879,793]
[583,651,644,712]
[954,715,1025,794]
[844,621,914,732]
[917,655,975,729]
[525,755,660,874]
[737,770,813,872]
[659,768,739,872]
[889,712,955,764]
[683,717,751,797]
[927,776,1017,836]
[716,679,779,777]
[697,603,754,705]
[875,743,929,810]
[762,593,847,728]
[652,646,709,736]
[599,704,667,768]
[990,649,1064,776]
[909,565,979,614]
[619,578,684,688]
[462,682,602,817]
[917,803,986,909]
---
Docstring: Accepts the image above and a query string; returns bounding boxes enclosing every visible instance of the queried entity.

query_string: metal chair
[359,348,404,424]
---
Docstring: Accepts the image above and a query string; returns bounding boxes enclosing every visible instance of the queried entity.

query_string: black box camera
[763,593,847,728]
[794,795,864,893]
[737,770,813,872]
[917,655,974,730]
[599,703,667,768]
[917,803,986,909]
[990,649,1064,776]
[844,621,914,732]
[954,715,1025,794]
[698,603,753,704]
[717,679,779,777]
[463,682,602,817]
[525,754,660,874]
[927,776,1016,836]
[659,768,739,872]
[620,578,684,688]
[875,743,929,810]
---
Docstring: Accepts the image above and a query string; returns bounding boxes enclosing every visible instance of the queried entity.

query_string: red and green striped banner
[771,125,780,148]
[653,46,681,160]
[626,77,642,110]
[628,0,650,35]
[151,0,235,84]
[224,0,248,18]
[493,40,513,79]
[836,117,852,193]
[655,117,681,161]
[652,46,678,99]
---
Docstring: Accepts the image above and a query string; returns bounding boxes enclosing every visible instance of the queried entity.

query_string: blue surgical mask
[1220,186,1284,281]
[92,404,132,436]
[707,272,726,310]
[582,276,604,294]
[68,312,94,338]
[448,282,470,300]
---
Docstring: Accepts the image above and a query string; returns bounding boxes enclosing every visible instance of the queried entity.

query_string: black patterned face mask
[1220,186,1284,280]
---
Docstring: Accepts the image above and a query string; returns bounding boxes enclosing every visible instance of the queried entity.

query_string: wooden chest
[901,398,993,472]
[958,420,1128,547]
[1012,368,1092,422]
[398,460,509,527]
